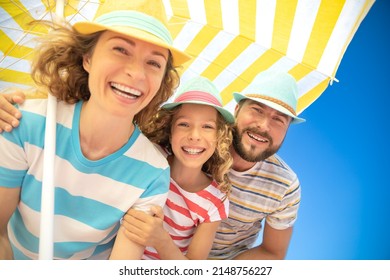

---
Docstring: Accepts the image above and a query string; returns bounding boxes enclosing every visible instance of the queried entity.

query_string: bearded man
[209,70,305,260]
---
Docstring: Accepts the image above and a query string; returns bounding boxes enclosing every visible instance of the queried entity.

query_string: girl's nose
[188,127,201,141]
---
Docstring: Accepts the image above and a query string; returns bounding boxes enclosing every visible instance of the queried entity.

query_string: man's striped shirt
[209,154,301,259]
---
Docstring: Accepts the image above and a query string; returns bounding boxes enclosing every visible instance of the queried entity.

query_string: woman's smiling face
[82,30,169,120]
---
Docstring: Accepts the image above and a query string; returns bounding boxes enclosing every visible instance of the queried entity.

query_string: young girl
[0,0,190,260]
[111,76,234,260]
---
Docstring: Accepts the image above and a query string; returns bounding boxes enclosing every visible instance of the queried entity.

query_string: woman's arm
[0,187,21,259]
[0,92,25,132]
[109,225,145,260]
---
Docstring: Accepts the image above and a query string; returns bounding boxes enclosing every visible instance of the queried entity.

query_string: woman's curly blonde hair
[143,106,233,195]
[30,20,180,128]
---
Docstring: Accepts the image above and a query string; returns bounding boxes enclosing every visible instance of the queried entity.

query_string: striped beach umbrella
[0,0,375,259]
[1,0,375,113]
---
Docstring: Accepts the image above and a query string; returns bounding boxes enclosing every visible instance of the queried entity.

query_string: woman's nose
[125,59,146,81]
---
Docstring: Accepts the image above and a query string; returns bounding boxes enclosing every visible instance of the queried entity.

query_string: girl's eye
[203,124,215,129]
[177,122,189,127]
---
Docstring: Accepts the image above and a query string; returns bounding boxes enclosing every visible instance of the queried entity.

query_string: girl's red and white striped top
[142,177,229,260]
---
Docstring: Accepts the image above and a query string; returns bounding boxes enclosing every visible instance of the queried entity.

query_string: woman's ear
[82,55,91,73]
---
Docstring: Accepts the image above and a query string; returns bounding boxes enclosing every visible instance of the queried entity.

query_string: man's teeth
[111,82,141,98]
[183,148,204,155]
[248,132,267,142]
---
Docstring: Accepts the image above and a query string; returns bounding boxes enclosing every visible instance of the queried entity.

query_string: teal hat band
[95,10,173,45]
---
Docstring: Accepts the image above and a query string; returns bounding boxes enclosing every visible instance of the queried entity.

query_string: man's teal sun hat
[233,70,305,124]
[73,0,191,66]
[162,76,235,124]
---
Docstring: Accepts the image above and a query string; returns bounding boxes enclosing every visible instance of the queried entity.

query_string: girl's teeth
[184,148,203,154]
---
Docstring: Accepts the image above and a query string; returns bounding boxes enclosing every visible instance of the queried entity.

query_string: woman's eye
[113,46,128,55]
[148,60,162,69]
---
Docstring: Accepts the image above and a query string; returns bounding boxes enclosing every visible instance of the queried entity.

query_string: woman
[0,0,190,260]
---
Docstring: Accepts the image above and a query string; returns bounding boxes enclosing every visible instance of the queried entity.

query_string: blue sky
[278,0,389,260]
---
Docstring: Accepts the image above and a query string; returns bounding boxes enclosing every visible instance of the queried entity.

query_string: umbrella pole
[38,0,64,260]
[38,95,57,260]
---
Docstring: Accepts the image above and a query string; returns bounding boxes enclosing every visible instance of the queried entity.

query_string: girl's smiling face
[82,30,169,120]
[170,103,218,170]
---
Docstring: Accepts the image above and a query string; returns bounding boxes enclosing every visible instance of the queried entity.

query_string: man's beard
[232,126,281,162]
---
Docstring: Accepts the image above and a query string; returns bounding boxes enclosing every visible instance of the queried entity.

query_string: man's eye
[252,107,261,113]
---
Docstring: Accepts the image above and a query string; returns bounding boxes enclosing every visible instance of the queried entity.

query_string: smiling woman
[81,31,169,121]
[0,0,191,260]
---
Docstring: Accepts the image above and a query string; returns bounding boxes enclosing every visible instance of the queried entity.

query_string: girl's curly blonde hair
[30,20,180,128]
[143,106,233,195]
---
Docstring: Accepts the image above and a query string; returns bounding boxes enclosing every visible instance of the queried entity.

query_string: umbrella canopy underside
[0,0,375,114]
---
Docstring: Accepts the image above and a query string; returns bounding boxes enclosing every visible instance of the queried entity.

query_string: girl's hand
[121,206,168,247]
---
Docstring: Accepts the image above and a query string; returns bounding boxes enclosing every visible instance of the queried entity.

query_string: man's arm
[0,92,25,133]
[0,187,21,259]
[233,223,293,260]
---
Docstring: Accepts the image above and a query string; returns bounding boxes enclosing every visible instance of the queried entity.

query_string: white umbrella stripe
[287,0,321,63]
[255,0,277,49]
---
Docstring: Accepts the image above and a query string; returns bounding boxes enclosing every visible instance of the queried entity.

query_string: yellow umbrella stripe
[201,36,252,81]
[220,49,284,104]
[204,0,223,29]
[64,1,84,18]
[0,30,34,59]
[167,15,187,39]
[2,1,35,27]
[288,63,314,82]
[302,0,346,69]
[169,0,190,20]
[63,0,103,18]
[2,1,54,33]
[297,78,330,114]
[238,0,257,41]
[180,25,220,73]
[0,68,33,85]
[272,0,298,55]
